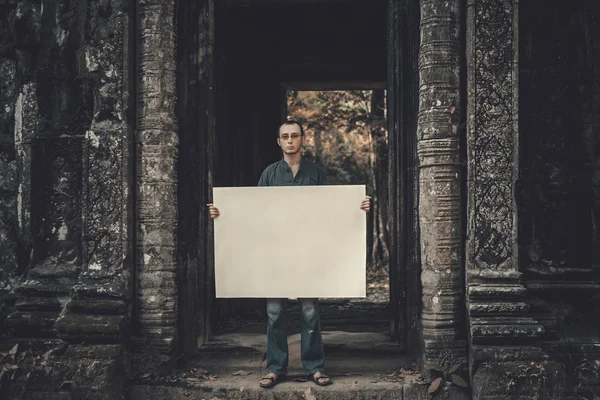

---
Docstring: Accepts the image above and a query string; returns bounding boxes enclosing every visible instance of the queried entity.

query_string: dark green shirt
[257,158,329,186]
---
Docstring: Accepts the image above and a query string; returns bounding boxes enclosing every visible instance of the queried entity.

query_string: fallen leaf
[9,344,18,356]
[450,374,468,388]
[448,363,461,374]
[208,375,218,381]
[231,370,252,376]
[428,377,443,394]
[303,387,317,400]
[186,377,201,383]
[429,363,445,372]
[139,373,152,379]
[59,381,76,390]
[240,386,245,393]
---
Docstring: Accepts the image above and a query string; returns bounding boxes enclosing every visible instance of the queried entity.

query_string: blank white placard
[213,185,366,298]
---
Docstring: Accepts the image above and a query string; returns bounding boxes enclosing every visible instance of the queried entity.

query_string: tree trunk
[370,90,389,269]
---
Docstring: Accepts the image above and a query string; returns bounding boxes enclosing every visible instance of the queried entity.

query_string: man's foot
[259,372,284,388]
[310,371,332,386]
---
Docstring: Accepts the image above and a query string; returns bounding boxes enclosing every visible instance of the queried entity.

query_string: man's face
[277,124,303,155]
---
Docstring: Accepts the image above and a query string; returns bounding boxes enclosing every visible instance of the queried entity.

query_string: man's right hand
[206,203,220,219]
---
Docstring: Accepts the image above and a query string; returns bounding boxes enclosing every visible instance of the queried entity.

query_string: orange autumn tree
[287,90,389,271]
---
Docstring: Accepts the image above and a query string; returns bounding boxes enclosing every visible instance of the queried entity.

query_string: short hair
[278,120,304,137]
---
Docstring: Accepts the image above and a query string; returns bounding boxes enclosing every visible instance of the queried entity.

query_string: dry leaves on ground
[231,370,252,376]
[0,344,22,388]
[428,377,443,394]
[303,387,317,400]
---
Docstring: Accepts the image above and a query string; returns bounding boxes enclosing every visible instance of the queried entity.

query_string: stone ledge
[128,380,425,400]
[6,311,58,336]
[66,299,127,314]
[55,313,126,337]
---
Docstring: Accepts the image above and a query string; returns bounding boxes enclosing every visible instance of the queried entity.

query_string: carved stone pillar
[418,0,467,371]
[135,0,179,360]
[466,0,557,397]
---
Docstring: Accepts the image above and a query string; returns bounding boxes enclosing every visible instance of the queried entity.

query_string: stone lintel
[5,311,58,336]
[468,284,526,299]
[471,345,548,363]
[468,302,529,315]
[467,268,522,282]
[525,281,600,294]
[55,314,126,336]
[66,299,127,315]
[470,317,544,342]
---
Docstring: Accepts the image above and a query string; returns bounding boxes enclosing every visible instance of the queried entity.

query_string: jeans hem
[306,368,325,374]
[266,369,287,376]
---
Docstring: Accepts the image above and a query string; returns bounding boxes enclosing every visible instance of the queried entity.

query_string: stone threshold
[128,331,470,399]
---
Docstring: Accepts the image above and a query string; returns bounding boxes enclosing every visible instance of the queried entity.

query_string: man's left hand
[360,196,371,213]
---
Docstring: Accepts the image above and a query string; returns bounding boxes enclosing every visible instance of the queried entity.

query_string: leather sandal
[259,372,285,388]
[310,371,332,386]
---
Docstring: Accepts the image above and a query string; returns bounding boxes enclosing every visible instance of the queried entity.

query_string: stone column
[135,0,179,360]
[418,0,467,372]
[466,0,554,397]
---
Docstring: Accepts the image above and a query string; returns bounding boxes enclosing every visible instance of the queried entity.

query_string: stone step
[128,379,433,400]
[126,331,463,400]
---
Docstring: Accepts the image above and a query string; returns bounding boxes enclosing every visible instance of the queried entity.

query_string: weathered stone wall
[0,1,21,332]
[466,0,600,398]
[518,0,600,398]
[1,0,132,398]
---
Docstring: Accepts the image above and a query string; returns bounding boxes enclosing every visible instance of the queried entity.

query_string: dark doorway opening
[210,0,392,340]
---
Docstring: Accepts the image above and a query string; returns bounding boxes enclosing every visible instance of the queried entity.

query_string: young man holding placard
[207,120,370,388]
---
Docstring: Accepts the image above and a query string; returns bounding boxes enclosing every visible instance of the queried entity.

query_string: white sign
[213,185,367,298]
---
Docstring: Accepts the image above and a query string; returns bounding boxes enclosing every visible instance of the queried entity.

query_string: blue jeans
[266,298,325,375]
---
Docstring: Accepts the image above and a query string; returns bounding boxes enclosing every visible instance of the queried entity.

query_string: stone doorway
[170,0,422,359]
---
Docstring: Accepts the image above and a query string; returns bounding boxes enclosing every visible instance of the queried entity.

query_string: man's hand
[207,203,220,219]
[360,196,371,213]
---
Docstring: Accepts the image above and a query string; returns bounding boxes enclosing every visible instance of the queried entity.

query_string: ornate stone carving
[466,0,544,343]
[466,0,556,396]
[55,0,131,347]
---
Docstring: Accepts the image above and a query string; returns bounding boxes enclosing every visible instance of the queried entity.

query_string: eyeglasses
[279,133,302,140]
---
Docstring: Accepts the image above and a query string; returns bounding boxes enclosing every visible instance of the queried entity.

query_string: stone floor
[128,331,436,400]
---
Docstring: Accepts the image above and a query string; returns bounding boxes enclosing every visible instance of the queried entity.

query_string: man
[207,120,371,388]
